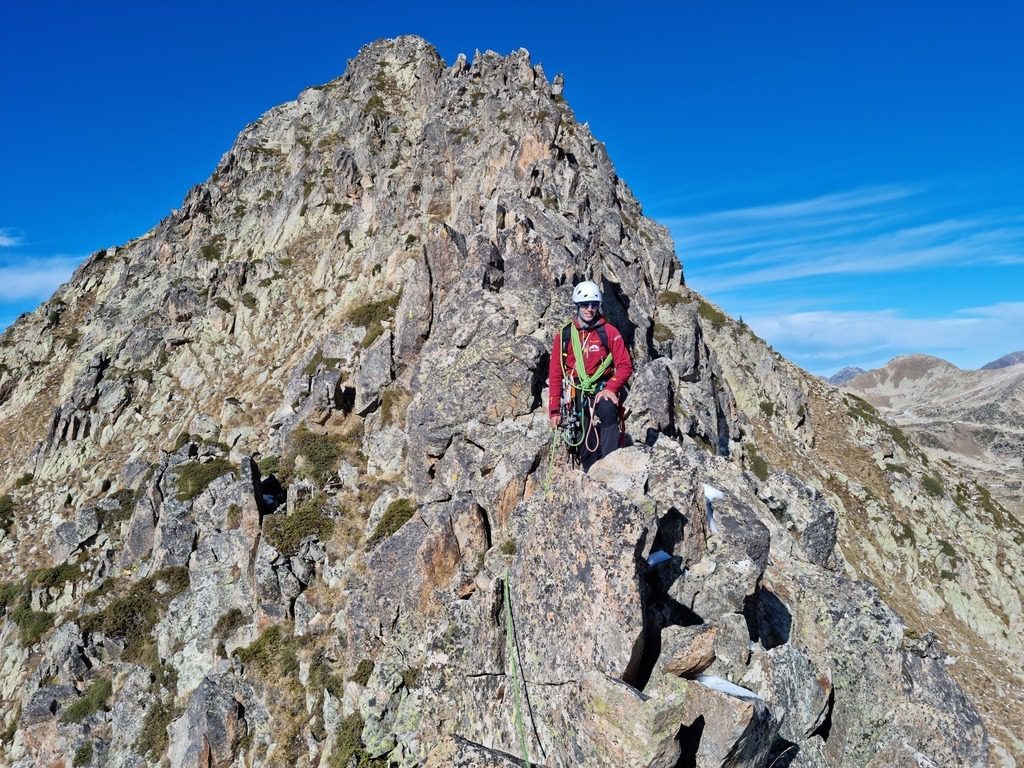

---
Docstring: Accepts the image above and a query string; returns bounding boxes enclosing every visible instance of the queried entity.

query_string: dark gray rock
[21,685,77,726]
[167,676,248,768]
[670,491,770,620]
[354,329,394,415]
[49,505,100,562]
[625,359,676,445]
[759,471,839,568]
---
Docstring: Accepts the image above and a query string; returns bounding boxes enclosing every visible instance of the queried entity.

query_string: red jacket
[548,316,633,417]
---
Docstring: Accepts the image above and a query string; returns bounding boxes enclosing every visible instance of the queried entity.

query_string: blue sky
[2,1,1021,375]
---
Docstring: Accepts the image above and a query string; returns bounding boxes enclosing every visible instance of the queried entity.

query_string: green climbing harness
[504,570,533,767]
[566,322,613,395]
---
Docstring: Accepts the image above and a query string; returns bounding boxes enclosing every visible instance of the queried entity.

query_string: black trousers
[580,397,621,472]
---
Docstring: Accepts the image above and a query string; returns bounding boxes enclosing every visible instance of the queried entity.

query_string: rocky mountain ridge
[843,353,1024,516]
[982,351,1024,370]
[824,367,864,386]
[0,36,1019,767]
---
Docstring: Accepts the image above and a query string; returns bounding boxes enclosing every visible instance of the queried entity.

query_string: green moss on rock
[61,678,112,724]
[175,458,236,501]
[263,494,334,556]
[366,498,416,548]
[350,659,374,686]
[237,624,299,678]
[746,445,770,481]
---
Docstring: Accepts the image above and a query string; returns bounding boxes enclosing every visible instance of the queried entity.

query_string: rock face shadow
[674,715,705,768]
[623,509,705,692]
[744,588,792,650]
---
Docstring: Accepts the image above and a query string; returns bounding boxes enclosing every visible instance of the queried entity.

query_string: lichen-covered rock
[49,506,100,562]
[565,671,690,767]
[509,472,648,683]
[758,471,839,568]
[741,644,832,743]
[166,676,248,768]
[423,735,529,767]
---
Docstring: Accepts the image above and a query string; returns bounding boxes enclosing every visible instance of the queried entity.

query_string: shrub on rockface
[923,474,946,498]
[746,444,770,481]
[331,713,387,768]
[350,659,374,686]
[2,580,55,645]
[79,567,189,660]
[0,494,15,533]
[212,607,248,639]
[379,387,410,427]
[61,678,112,724]
[289,425,347,485]
[136,663,179,759]
[175,458,237,501]
[696,298,727,330]
[658,290,685,307]
[72,742,93,767]
[366,498,416,548]
[263,494,334,556]
[348,293,401,348]
[237,624,299,679]
[30,561,82,592]
[103,487,140,526]
[11,602,53,646]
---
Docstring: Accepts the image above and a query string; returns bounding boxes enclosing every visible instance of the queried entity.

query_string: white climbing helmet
[571,280,602,305]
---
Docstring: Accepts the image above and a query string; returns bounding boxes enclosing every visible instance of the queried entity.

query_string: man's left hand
[595,389,619,405]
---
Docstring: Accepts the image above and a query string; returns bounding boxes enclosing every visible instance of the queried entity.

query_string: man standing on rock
[548,280,633,471]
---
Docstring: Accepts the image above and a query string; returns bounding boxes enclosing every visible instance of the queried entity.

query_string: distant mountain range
[840,353,1024,516]
[981,350,1024,370]
[827,366,866,385]
[829,350,1023,385]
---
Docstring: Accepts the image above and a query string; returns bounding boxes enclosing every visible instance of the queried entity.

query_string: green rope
[568,323,613,395]
[543,429,561,497]
[504,570,532,768]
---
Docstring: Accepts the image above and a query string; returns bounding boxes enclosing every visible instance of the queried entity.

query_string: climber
[548,280,633,471]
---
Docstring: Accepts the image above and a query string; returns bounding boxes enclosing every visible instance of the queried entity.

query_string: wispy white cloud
[668,185,915,226]
[0,256,81,301]
[745,302,1024,371]
[0,229,23,248]
[667,185,1024,291]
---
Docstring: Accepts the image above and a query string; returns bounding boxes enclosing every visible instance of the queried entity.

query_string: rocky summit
[0,36,1019,767]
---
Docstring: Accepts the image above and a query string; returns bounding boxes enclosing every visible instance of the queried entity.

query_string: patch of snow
[911,750,940,768]
[703,484,724,501]
[647,550,671,566]
[696,674,762,700]
[705,501,719,535]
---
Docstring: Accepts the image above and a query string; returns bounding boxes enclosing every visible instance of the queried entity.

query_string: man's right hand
[549,414,560,429]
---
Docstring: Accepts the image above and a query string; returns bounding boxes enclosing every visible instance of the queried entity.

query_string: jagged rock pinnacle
[0,35,1014,767]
